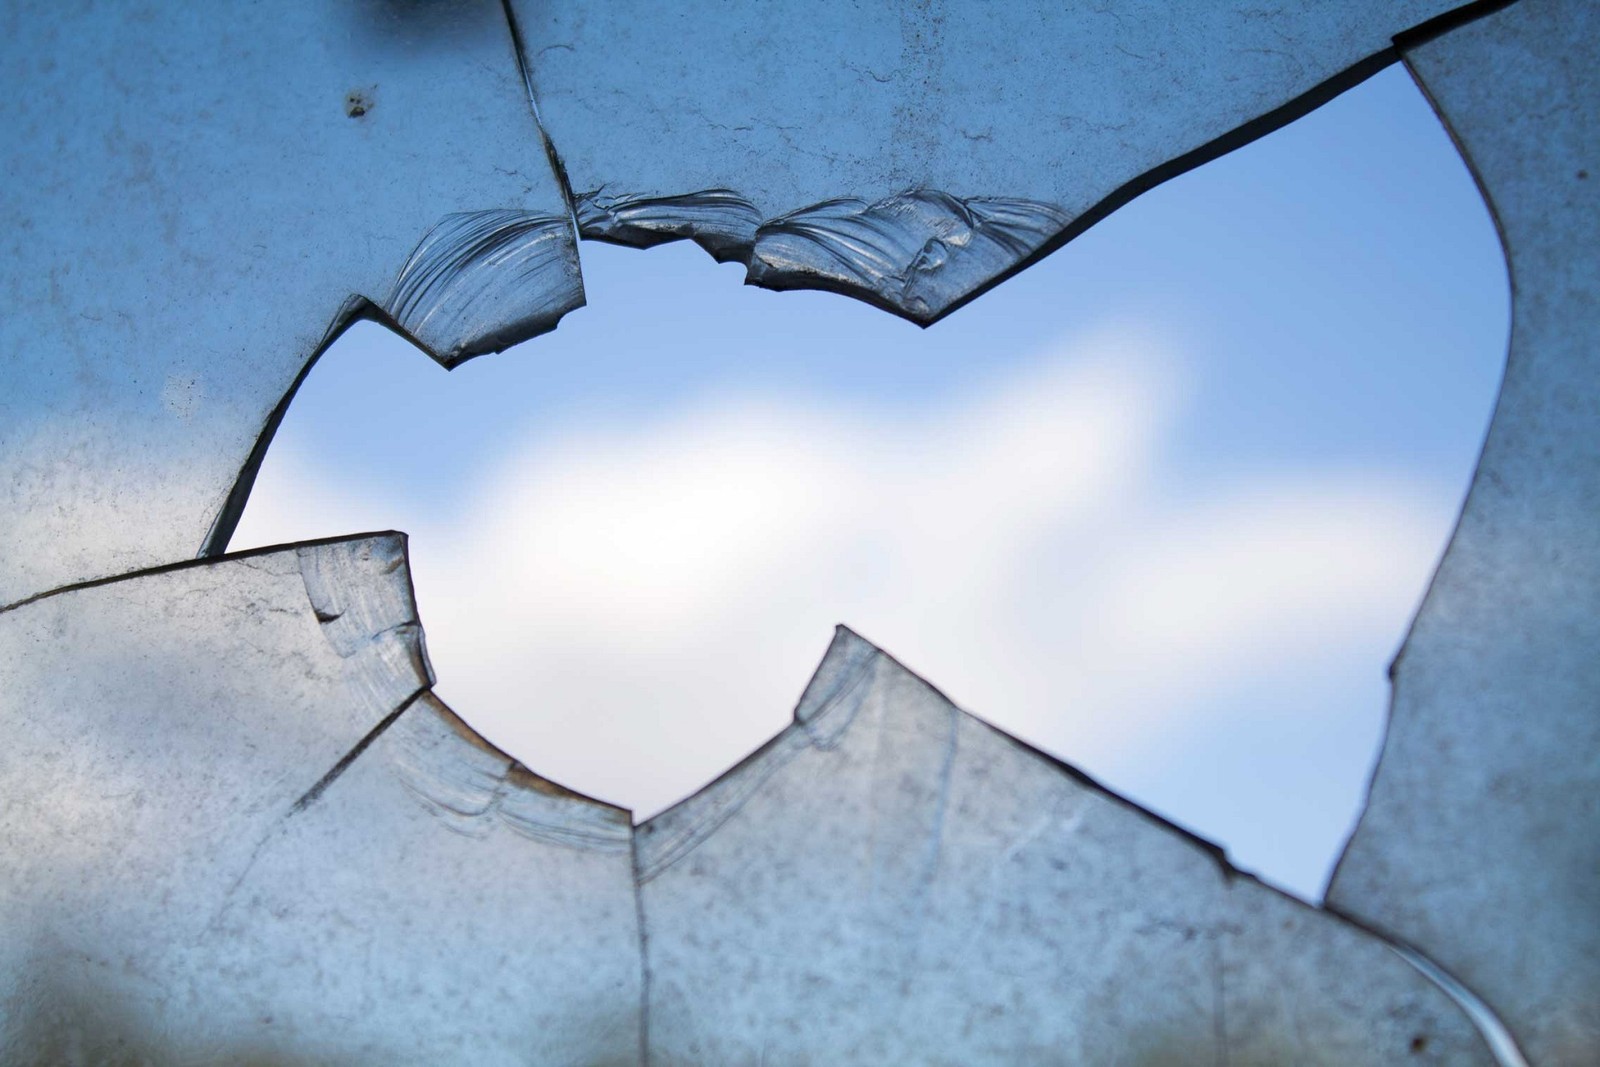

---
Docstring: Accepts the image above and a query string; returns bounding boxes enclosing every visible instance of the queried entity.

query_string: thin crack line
[203,688,427,938]
[290,689,425,814]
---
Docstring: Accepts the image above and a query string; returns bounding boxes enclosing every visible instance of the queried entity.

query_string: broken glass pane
[229,54,1510,901]
[636,628,1495,1065]
[1,1,1590,1063]
[0,2,580,607]
[513,0,1467,323]
[1327,3,1600,1062]
[0,537,640,1064]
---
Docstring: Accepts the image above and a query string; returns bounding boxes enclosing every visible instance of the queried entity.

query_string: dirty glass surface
[1327,2,1600,1062]
[0,2,580,607]
[514,0,1468,323]
[2,0,1594,1063]
[635,629,1493,1065]
[0,537,640,1065]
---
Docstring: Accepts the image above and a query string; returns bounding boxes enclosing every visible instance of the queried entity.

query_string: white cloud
[233,323,1452,899]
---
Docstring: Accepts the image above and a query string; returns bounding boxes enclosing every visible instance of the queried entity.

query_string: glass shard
[0,537,640,1064]
[513,0,1471,322]
[1327,3,1600,1063]
[635,628,1495,1065]
[0,2,581,607]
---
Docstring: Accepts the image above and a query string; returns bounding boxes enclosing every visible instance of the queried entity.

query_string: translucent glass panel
[231,60,1510,899]
[2,0,1594,1063]
[0,2,580,607]
[0,548,1490,1063]
[1328,2,1600,1061]
[513,0,1467,321]
[636,629,1492,1064]
[0,538,640,1064]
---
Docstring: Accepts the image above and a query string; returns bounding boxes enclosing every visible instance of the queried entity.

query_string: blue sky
[232,64,1507,901]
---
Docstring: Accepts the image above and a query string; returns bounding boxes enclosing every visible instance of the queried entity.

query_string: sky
[230,64,1508,903]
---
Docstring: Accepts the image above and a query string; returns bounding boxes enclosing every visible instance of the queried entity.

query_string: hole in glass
[229,65,1507,902]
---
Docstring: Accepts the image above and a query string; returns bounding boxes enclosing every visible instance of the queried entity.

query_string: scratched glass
[1328,4,1600,1062]
[0,537,640,1065]
[0,0,1593,1063]
[635,629,1494,1064]
[513,0,1463,323]
[0,2,580,608]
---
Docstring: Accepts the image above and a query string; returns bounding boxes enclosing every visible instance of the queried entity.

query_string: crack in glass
[0,0,1588,1062]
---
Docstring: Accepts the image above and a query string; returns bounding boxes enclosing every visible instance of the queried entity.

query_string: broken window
[1,1,1592,1064]
[230,62,1506,905]
[0,1,582,606]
